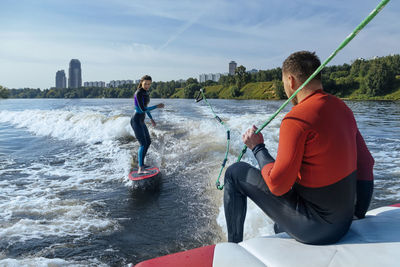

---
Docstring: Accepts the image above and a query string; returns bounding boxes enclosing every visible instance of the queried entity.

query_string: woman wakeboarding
[131,75,164,174]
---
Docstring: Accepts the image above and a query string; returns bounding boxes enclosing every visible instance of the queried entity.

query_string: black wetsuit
[224,90,374,245]
[131,88,157,167]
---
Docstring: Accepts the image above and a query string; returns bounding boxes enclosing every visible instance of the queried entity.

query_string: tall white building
[199,74,207,83]
[229,61,237,75]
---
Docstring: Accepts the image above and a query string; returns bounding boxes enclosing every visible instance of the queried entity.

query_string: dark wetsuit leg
[141,123,151,164]
[224,162,353,245]
[131,114,151,167]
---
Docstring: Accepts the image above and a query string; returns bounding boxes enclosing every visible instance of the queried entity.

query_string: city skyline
[59,58,237,88]
[1,0,399,89]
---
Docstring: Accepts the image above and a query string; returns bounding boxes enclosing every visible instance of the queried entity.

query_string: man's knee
[225,162,251,184]
[225,162,240,179]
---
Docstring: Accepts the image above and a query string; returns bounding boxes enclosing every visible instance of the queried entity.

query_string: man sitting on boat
[224,51,374,245]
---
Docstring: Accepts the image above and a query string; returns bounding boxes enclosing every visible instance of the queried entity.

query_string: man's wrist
[252,143,266,155]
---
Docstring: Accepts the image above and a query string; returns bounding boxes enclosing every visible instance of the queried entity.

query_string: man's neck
[295,82,323,103]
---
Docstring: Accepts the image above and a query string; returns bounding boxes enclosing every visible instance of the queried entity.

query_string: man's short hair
[282,51,321,82]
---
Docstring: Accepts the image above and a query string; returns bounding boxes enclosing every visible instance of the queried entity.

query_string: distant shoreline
[2,54,399,101]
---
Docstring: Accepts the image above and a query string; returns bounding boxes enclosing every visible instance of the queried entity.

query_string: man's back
[262,90,358,191]
[262,89,359,225]
[284,89,358,188]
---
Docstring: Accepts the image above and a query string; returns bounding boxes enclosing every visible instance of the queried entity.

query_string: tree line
[1,54,399,99]
[0,85,9,98]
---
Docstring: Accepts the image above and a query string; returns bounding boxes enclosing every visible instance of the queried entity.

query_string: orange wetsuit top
[261,89,374,198]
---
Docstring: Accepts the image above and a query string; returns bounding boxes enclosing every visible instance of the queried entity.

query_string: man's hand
[151,119,156,127]
[242,125,264,150]
[157,103,165,108]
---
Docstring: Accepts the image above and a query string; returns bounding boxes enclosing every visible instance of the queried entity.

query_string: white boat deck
[213,206,400,267]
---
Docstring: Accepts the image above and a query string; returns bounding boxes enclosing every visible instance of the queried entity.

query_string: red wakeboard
[129,167,161,181]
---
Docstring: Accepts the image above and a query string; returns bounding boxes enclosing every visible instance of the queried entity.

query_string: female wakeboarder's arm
[145,105,158,120]
[146,110,154,120]
[135,90,158,119]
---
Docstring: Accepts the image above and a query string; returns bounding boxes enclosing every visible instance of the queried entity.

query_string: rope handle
[197,88,230,190]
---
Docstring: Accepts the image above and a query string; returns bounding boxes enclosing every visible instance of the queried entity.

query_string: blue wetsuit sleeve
[146,105,157,111]
[146,111,153,120]
[146,105,157,120]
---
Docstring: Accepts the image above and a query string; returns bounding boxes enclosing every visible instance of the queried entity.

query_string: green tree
[183,83,201,99]
[206,91,219,99]
[104,87,118,98]
[118,87,132,98]
[156,82,176,98]
[0,85,9,98]
[273,80,286,99]
[330,70,349,79]
[65,90,79,98]
[219,75,235,86]
[230,85,241,97]
[46,89,60,98]
[359,61,370,77]
[364,61,394,96]
[203,80,217,86]
[235,65,250,89]
[185,78,198,85]
[150,90,160,98]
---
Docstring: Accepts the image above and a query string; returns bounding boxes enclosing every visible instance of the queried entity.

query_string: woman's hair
[137,75,152,89]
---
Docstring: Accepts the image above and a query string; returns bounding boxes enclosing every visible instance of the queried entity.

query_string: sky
[0,0,399,89]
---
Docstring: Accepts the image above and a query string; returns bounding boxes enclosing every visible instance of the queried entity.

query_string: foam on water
[0,152,120,244]
[0,110,132,144]
[0,108,136,257]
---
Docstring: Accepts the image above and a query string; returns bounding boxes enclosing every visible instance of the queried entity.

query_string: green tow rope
[237,0,391,162]
[195,88,230,190]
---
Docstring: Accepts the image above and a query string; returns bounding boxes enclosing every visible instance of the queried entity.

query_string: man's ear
[288,74,296,91]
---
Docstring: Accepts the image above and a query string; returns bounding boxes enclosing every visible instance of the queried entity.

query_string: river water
[0,98,399,266]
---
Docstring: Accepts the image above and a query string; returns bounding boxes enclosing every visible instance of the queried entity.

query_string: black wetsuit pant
[224,161,354,245]
[131,113,151,167]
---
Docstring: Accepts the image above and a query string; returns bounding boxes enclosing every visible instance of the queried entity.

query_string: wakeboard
[129,166,161,190]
